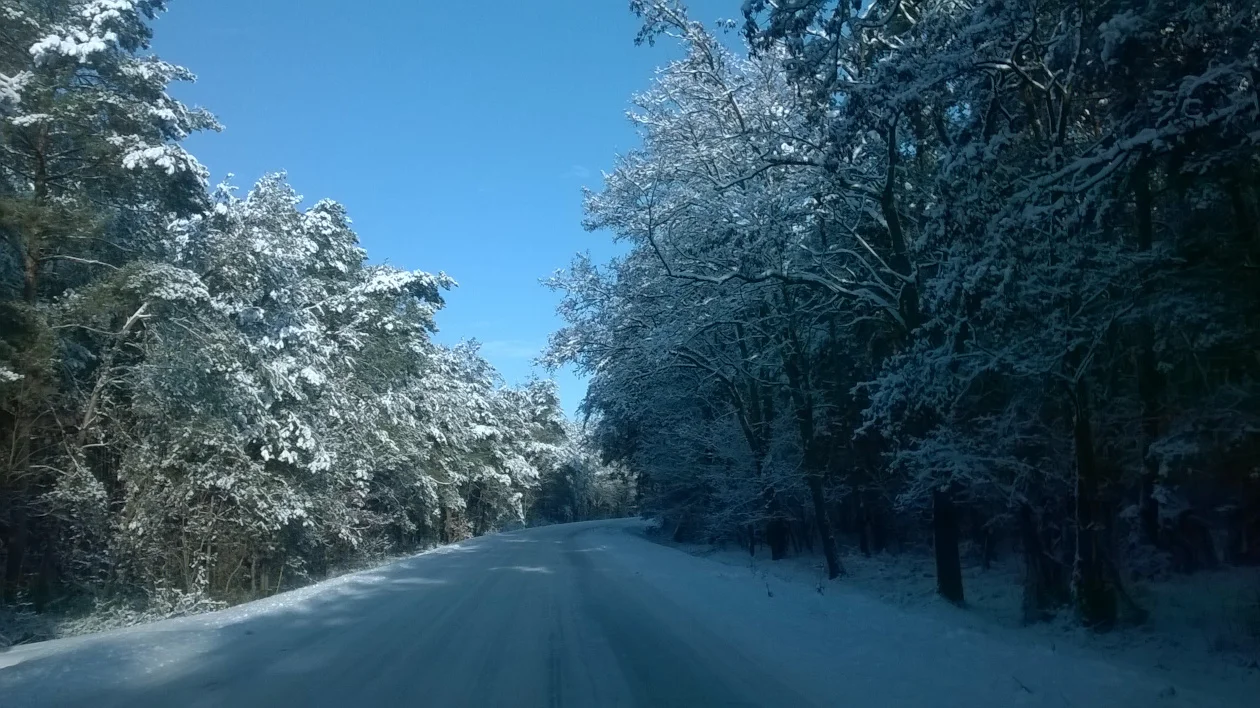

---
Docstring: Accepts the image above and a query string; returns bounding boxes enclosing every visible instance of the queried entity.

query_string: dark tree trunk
[880,118,920,332]
[1019,503,1067,624]
[970,507,994,570]
[1071,378,1118,630]
[1228,176,1258,244]
[858,496,872,558]
[1138,470,1160,546]
[933,488,964,605]
[808,475,844,579]
[774,282,843,579]
[472,485,487,537]
[1133,162,1163,547]
[1170,511,1218,573]
[1226,502,1260,564]
[870,501,888,554]
[33,544,56,613]
[4,508,26,605]
[22,251,38,304]
[767,516,790,560]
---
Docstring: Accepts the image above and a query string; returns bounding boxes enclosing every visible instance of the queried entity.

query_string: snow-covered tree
[0,3,573,609]
[1,0,217,606]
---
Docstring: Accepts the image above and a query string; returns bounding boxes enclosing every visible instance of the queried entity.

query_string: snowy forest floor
[643,526,1260,700]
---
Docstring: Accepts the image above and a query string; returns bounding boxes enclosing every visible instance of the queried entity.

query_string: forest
[549,0,1260,631]
[0,0,631,635]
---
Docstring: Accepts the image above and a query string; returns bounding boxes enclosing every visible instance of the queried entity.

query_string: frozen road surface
[0,520,1249,707]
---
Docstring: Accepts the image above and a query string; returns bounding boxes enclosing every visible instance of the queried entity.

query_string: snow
[0,71,30,114]
[6,113,49,127]
[638,526,1260,707]
[120,57,196,84]
[1099,11,1145,64]
[29,31,117,65]
[121,144,199,175]
[125,263,210,303]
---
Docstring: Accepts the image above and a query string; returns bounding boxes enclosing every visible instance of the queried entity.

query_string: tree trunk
[933,488,964,605]
[1071,378,1118,630]
[869,499,888,554]
[33,544,55,613]
[22,251,38,304]
[1019,503,1066,624]
[880,117,920,332]
[1133,162,1162,547]
[1228,176,1258,244]
[807,476,843,579]
[3,508,26,605]
[970,507,994,570]
[23,135,47,305]
[773,280,845,578]
[766,516,789,560]
[6,147,41,605]
[857,496,872,558]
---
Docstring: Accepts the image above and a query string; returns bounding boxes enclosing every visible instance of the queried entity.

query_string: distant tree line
[530,423,638,524]
[549,0,1260,629]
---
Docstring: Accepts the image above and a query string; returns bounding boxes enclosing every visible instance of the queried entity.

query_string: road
[1,521,819,707]
[0,520,1250,707]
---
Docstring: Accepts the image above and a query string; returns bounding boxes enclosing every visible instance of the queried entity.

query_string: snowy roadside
[0,537,485,653]
[626,522,1260,707]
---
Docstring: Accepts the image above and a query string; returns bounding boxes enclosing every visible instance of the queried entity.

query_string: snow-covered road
[0,520,1249,707]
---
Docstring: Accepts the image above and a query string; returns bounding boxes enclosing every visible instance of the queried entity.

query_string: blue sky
[151,0,735,416]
